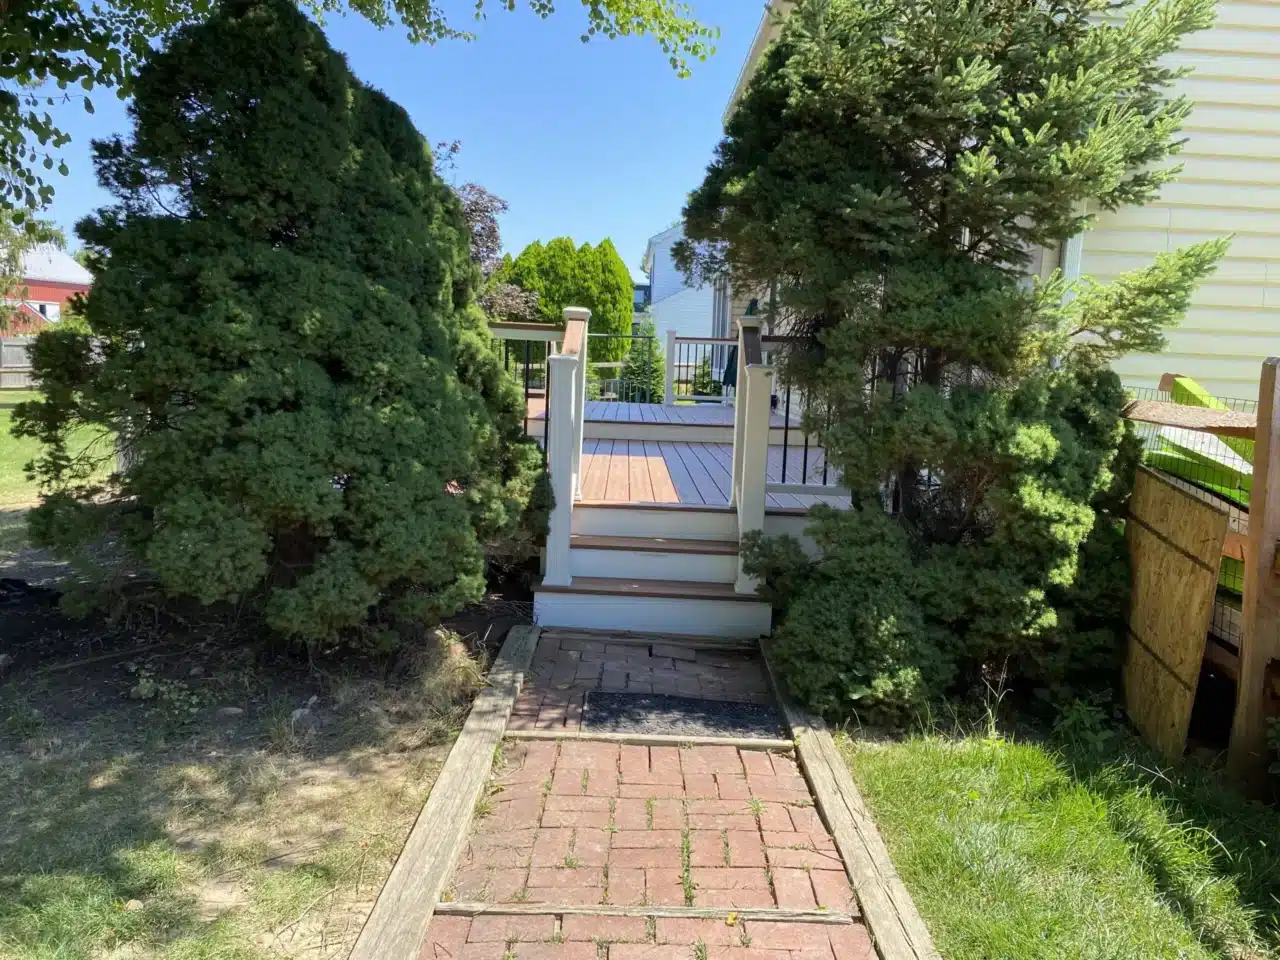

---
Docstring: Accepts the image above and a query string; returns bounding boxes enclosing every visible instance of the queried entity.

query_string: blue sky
[44,0,764,281]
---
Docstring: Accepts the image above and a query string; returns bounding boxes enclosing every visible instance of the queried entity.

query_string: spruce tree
[14,0,544,644]
[679,0,1225,717]
[620,318,666,403]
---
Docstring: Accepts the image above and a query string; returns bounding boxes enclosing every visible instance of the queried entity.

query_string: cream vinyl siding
[1089,0,1280,400]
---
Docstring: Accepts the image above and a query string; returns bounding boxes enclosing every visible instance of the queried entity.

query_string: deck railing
[488,321,564,448]
[665,331,734,404]
[541,308,590,587]
[731,319,771,593]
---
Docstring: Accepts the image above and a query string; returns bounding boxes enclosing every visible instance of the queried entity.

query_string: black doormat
[583,692,786,739]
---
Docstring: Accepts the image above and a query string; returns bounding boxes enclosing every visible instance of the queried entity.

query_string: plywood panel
[1124,467,1229,758]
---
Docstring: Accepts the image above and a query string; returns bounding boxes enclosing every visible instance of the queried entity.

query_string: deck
[531,400,797,427]
[580,438,848,509]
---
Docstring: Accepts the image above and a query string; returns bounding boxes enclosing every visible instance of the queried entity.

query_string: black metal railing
[773,379,839,488]
[588,333,661,404]
[672,337,733,402]
[496,336,552,468]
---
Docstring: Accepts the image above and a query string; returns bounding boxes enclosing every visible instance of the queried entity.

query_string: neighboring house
[726,1,1280,400]
[633,280,652,314]
[642,224,718,344]
[3,244,93,335]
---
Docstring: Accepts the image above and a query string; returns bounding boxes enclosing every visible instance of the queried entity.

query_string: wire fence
[1125,382,1257,646]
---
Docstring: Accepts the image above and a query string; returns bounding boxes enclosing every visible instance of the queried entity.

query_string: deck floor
[531,400,796,427]
[581,438,847,509]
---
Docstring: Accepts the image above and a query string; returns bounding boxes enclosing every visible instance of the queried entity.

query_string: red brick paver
[447,741,852,913]
[420,914,874,959]
[424,631,880,960]
[509,631,772,734]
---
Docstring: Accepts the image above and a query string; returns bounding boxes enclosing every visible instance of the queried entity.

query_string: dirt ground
[0,579,531,959]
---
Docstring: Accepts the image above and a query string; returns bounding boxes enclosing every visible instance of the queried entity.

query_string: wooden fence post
[1228,357,1280,786]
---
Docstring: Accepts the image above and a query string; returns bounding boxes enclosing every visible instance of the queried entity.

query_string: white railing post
[664,328,678,405]
[736,361,773,594]
[563,307,591,498]
[731,319,756,508]
[543,351,579,587]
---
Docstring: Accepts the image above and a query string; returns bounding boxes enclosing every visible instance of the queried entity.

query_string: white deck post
[736,362,773,594]
[563,307,591,498]
[664,328,678,405]
[731,319,757,508]
[544,351,579,587]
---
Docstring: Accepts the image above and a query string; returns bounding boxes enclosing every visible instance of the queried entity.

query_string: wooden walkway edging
[348,624,541,960]
[761,639,942,960]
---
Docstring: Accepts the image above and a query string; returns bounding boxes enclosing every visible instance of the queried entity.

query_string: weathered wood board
[1125,466,1229,758]
[1229,358,1280,786]
[348,624,540,960]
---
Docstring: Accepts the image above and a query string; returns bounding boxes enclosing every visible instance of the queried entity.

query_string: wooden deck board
[644,439,680,502]
[571,438,848,509]
[532,400,798,427]
[627,439,656,502]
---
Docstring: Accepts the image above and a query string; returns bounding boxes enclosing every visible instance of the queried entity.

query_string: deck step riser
[568,547,738,584]
[572,506,738,540]
[534,591,771,638]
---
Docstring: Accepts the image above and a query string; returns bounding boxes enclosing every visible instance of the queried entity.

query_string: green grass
[1,389,112,504]
[1,389,114,554]
[839,730,1280,960]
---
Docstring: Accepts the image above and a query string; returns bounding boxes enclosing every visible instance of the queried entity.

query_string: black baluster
[543,343,550,469]
[801,390,810,485]
[781,384,791,484]
[822,396,830,485]
[523,339,531,438]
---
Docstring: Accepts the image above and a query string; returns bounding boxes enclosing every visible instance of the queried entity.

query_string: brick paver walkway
[510,632,772,734]
[445,741,854,912]
[420,631,878,960]
[422,914,873,959]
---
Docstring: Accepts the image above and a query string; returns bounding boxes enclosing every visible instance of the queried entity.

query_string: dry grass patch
[0,627,490,959]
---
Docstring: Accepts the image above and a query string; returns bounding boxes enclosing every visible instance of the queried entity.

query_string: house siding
[651,286,716,344]
[649,229,691,304]
[1088,0,1280,400]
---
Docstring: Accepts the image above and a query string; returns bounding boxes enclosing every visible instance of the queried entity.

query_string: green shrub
[13,0,544,646]
[687,0,1223,719]
[620,318,665,403]
[691,357,722,398]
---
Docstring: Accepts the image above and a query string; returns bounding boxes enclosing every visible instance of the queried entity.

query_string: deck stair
[518,311,834,639]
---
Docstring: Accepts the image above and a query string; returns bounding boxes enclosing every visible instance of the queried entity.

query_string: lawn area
[0,624,491,960]
[840,729,1280,960]
[1,389,113,556]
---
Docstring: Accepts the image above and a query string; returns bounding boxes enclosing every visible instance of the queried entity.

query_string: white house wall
[651,286,716,342]
[1087,1,1280,401]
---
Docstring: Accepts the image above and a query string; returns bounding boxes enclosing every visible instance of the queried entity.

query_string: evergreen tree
[679,0,1225,717]
[619,318,665,403]
[691,357,722,398]
[506,237,634,363]
[13,0,545,644]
